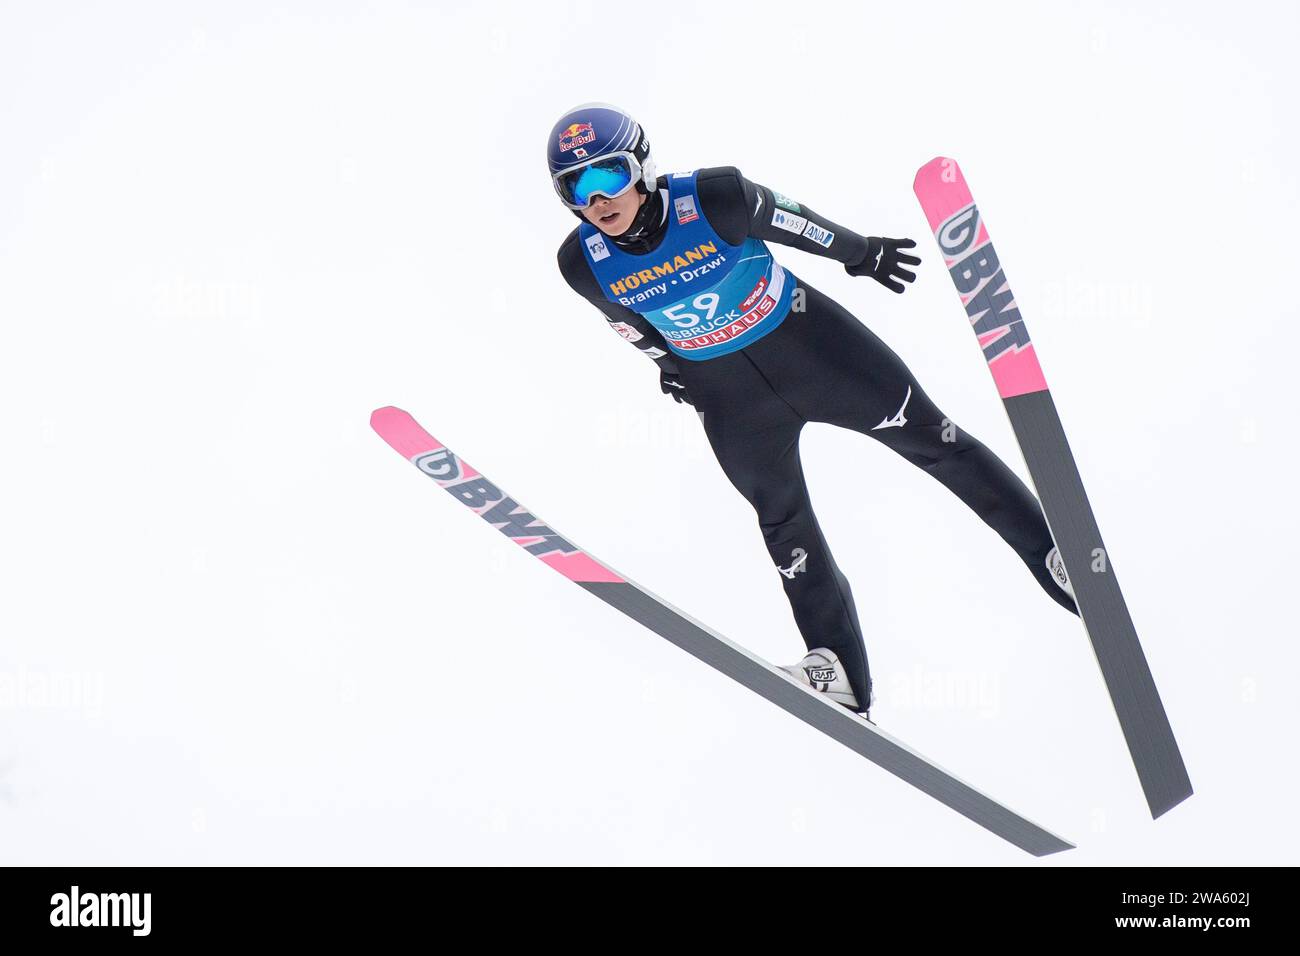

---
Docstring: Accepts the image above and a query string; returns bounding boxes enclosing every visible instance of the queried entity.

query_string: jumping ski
[913,157,1193,818]
[371,405,1074,856]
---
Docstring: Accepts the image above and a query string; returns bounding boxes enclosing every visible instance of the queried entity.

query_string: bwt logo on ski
[936,202,981,259]
[415,448,463,483]
[416,449,580,559]
[936,203,1032,363]
[49,885,151,936]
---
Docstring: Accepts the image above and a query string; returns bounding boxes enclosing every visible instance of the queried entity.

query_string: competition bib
[580,171,794,360]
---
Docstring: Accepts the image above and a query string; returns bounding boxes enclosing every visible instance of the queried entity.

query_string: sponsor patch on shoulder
[643,346,667,359]
[671,169,695,179]
[771,209,808,235]
[773,191,801,212]
[674,195,699,224]
[802,222,834,247]
[585,232,610,261]
[609,321,643,342]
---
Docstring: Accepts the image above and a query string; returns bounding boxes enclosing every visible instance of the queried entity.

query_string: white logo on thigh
[872,385,912,430]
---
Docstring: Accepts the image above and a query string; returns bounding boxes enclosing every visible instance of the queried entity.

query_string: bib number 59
[662,293,719,329]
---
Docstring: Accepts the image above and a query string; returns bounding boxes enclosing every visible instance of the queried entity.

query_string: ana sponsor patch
[802,222,834,247]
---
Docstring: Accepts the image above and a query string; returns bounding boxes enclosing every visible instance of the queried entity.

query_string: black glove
[659,368,693,405]
[846,236,921,293]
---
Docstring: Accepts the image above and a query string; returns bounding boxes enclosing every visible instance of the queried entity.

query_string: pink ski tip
[370,405,408,431]
[370,405,442,459]
[913,157,976,232]
[913,155,955,188]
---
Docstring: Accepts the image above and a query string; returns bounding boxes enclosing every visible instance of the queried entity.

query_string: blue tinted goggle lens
[559,157,635,207]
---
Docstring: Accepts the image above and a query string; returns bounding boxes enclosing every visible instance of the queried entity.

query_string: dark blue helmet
[547,103,655,210]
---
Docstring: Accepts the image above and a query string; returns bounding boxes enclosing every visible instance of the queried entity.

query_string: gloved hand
[660,368,693,405]
[846,236,921,293]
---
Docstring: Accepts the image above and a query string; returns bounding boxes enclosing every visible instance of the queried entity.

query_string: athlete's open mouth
[599,210,619,224]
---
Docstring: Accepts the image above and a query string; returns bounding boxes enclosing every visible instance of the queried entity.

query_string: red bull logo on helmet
[558,122,596,153]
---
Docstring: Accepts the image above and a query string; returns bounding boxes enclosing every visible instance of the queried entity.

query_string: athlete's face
[581,188,646,236]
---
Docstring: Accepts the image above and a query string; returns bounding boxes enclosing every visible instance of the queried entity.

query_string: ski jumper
[559,167,1074,708]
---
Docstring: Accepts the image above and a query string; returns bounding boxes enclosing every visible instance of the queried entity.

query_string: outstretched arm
[695,166,920,293]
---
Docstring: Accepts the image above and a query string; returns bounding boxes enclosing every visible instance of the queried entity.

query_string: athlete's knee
[758,509,810,545]
[739,481,804,527]
[888,423,977,470]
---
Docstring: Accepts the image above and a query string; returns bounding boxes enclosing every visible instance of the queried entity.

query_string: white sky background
[0,0,1294,865]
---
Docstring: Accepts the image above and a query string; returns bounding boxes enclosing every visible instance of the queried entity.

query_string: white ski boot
[1045,546,1074,600]
[781,648,873,719]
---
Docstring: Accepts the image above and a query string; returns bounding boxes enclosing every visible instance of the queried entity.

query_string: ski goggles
[552,153,643,209]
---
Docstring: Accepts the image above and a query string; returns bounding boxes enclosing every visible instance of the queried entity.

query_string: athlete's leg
[678,353,875,706]
[755,282,1076,614]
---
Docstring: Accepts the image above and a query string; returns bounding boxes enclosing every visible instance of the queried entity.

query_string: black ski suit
[557,167,1075,708]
